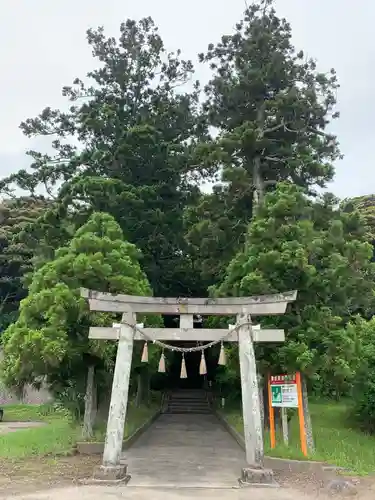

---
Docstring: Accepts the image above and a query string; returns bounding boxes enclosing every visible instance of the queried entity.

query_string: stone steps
[164,390,212,414]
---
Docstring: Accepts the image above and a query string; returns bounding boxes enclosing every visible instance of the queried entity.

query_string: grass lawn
[87,397,161,442]
[222,400,375,475]
[0,395,161,460]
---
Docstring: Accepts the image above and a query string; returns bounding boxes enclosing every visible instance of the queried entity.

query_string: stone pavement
[0,421,46,434]
[122,413,246,487]
[0,486,328,500]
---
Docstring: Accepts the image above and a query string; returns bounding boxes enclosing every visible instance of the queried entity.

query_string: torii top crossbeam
[81,288,297,316]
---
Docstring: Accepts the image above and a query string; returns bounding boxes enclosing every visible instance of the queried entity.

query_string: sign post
[268,372,307,456]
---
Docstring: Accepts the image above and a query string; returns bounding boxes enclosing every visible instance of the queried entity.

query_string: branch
[307,126,333,139]
[42,180,57,200]
[264,156,286,163]
[284,123,333,140]
[263,120,286,134]
[0,292,11,314]
[284,123,308,134]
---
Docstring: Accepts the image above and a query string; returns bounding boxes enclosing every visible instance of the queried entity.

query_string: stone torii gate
[81,288,297,484]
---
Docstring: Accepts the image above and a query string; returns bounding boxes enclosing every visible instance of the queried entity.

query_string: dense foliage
[1,212,153,399]
[0,197,48,330]
[347,317,375,432]
[0,0,374,431]
[214,183,375,398]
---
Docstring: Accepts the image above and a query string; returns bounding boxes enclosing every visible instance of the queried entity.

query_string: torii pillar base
[239,467,278,488]
[92,464,131,484]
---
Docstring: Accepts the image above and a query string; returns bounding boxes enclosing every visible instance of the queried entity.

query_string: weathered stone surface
[0,484,335,500]
[238,313,264,468]
[123,413,246,487]
[240,467,278,487]
[264,456,324,473]
[102,313,135,467]
[326,479,357,496]
[92,464,130,483]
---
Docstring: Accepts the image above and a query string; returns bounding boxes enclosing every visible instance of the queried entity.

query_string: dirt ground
[0,455,101,496]
[0,456,375,499]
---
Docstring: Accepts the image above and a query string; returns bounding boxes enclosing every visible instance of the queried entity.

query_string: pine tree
[1,212,152,399]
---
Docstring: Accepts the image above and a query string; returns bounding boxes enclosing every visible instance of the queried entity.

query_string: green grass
[0,404,78,459]
[2,403,58,422]
[222,400,375,475]
[0,396,161,460]
[87,397,161,442]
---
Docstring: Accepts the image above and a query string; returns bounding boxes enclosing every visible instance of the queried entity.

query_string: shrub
[350,318,375,433]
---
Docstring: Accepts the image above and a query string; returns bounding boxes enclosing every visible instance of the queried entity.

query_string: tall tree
[0,197,47,331]
[0,18,207,297]
[187,0,341,284]
[201,0,340,200]
[184,167,253,285]
[0,212,153,404]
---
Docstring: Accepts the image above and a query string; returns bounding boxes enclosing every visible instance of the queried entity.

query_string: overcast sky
[0,0,373,199]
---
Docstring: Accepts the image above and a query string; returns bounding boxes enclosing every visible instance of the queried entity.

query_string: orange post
[296,371,308,457]
[268,374,276,449]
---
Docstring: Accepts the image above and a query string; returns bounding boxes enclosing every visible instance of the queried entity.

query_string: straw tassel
[158,350,166,373]
[141,342,148,363]
[218,342,226,366]
[180,353,187,379]
[199,350,207,375]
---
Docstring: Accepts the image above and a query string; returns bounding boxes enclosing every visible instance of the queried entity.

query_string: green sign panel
[271,385,282,404]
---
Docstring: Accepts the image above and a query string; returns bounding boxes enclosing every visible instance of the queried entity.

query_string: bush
[352,371,375,433]
[350,318,375,433]
[54,383,85,422]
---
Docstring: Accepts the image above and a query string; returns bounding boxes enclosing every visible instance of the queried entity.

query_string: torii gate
[81,288,297,484]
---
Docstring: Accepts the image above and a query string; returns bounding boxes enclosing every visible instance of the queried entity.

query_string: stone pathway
[0,486,332,500]
[0,421,46,434]
[0,485,329,500]
[122,413,246,488]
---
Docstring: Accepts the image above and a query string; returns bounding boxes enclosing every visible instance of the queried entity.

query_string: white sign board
[270,374,298,408]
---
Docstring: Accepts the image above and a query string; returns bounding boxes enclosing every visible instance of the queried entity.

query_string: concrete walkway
[1,485,334,500]
[122,413,246,488]
[0,421,46,434]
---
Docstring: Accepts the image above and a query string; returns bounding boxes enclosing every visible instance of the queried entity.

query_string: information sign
[270,374,298,408]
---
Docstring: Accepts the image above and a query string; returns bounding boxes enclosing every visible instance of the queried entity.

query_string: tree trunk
[258,374,265,429]
[253,155,265,214]
[281,407,289,445]
[144,371,151,406]
[91,374,97,425]
[135,373,142,408]
[302,376,315,453]
[263,373,270,429]
[82,365,96,440]
[252,105,266,216]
